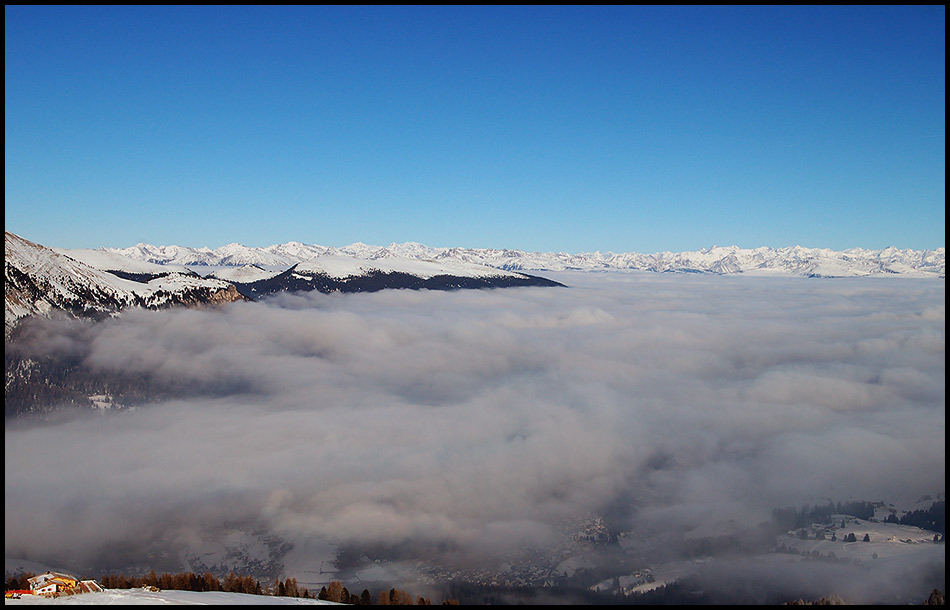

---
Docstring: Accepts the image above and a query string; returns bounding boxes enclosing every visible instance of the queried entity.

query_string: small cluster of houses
[5,571,103,598]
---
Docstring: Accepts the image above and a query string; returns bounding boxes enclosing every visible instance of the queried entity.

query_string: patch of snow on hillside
[52,248,190,275]
[295,254,522,280]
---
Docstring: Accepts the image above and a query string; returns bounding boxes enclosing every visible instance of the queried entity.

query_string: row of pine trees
[6,570,457,605]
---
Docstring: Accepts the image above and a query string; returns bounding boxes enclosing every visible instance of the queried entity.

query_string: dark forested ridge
[231,265,565,299]
[884,501,946,535]
[771,499,945,536]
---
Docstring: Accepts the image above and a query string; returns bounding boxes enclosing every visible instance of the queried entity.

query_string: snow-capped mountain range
[3,232,563,336]
[101,240,945,278]
[5,231,945,336]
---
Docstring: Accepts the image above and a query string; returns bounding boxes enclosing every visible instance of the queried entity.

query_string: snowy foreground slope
[100,240,946,277]
[4,588,337,605]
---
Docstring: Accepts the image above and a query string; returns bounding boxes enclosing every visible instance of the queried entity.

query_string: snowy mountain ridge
[101,241,945,277]
[4,232,245,337]
[4,232,562,337]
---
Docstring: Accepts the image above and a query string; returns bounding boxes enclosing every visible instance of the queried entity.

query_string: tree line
[771,500,878,530]
[6,570,457,605]
[883,500,945,535]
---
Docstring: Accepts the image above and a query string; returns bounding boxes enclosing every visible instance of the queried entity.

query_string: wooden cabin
[28,571,79,595]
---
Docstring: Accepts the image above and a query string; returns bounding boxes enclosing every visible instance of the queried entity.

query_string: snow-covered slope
[100,241,945,277]
[49,247,192,276]
[293,253,524,280]
[5,232,244,336]
[232,255,563,299]
[6,233,566,336]
[207,264,284,283]
[4,587,337,605]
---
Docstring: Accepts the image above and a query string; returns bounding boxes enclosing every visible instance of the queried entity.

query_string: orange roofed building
[27,571,102,597]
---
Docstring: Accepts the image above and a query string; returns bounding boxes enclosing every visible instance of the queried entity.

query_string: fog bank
[5,272,944,591]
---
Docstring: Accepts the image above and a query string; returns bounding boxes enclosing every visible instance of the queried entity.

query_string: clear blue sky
[5,5,945,253]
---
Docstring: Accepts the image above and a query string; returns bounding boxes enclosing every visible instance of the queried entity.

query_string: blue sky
[5,5,945,253]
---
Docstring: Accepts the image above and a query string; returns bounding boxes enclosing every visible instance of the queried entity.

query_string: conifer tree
[925,589,945,605]
[223,572,238,593]
[158,573,173,590]
[202,572,220,592]
[326,580,345,603]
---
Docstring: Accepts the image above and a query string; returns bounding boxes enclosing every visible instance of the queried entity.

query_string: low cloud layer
[5,272,945,596]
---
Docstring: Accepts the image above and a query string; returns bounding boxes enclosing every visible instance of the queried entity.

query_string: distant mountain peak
[90,239,944,277]
[105,241,945,277]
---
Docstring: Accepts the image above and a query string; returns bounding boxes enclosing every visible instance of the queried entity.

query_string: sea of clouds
[5,271,944,599]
